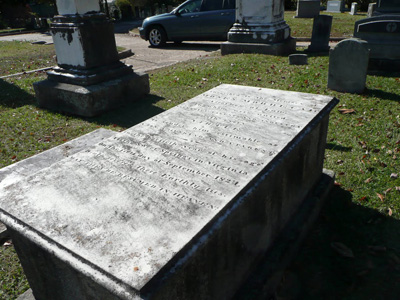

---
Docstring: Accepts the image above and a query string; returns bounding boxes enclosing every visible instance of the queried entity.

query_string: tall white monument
[34,0,149,117]
[221,0,296,55]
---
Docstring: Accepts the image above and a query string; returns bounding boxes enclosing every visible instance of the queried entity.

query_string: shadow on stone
[0,79,37,109]
[88,94,165,128]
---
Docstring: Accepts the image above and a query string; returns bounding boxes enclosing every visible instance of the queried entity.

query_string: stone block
[0,85,338,299]
[328,39,370,93]
[34,72,150,117]
[295,0,321,18]
[289,54,308,65]
[221,38,296,56]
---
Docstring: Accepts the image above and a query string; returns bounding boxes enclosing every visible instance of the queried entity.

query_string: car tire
[148,26,166,47]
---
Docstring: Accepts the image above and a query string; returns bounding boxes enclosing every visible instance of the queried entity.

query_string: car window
[177,0,202,14]
[201,0,235,11]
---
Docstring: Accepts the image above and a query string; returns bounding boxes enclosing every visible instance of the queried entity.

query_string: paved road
[0,22,222,73]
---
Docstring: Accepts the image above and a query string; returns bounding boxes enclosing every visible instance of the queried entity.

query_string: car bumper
[139,27,146,40]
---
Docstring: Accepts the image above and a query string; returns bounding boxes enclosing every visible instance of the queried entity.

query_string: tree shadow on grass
[326,143,352,152]
[87,94,165,129]
[279,186,400,299]
[0,79,36,109]
[365,88,400,103]
[155,42,220,52]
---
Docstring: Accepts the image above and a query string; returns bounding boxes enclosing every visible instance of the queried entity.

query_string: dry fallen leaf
[365,178,372,183]
[389,208,393,216]
[377,193,385,202]
[331,242,355,258]
[359,196,367,201]
[338,108,355,114]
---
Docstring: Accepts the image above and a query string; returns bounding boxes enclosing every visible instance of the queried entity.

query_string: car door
[199,0,236,39]
[163,0,204,40]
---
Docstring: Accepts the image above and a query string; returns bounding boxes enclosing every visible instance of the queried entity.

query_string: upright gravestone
[0,85,338,300]
[373,0,400,15]
[326,0,345,13]
[328,39,370,93]
[221,0,296,55]
[368,3,377,17]
[295,0,321,18]
[350,2,358,15]
[34,0,150,117]
[306,15,333,52]
[354,15,400,71]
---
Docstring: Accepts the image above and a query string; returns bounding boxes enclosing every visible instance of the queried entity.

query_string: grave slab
[0,85,338,300]
[0,129,116,241]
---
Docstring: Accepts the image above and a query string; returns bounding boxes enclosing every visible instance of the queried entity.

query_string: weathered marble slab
[0,128,116,242]
[0,84,338,299]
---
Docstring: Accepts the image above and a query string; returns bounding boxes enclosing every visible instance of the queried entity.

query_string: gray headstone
[368,3,377,17]
[0,84,338,300]
[350,2,358,15]
[295,0,321,18]
[374,0,400,15]
[306,15,333,53]
[326,0,345,12]
[289,54,308,65]
[328,39,370,93]
[354,15,400,71]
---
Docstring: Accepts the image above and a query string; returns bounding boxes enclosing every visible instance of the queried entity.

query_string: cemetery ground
[1,15,400,300]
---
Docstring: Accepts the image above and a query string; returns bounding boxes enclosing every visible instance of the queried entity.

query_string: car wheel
[148,26,166,47]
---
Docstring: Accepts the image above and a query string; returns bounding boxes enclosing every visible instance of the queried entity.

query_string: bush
[115,0,134,19]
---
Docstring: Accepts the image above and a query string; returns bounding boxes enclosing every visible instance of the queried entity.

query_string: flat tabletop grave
[0,84,338,299]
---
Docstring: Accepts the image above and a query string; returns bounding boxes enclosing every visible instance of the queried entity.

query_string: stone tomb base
[0,85,338,299]
[34,72,149,117]
[221,38,296,56]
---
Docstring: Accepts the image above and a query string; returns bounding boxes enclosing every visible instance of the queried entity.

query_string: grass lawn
[1,13,400,299]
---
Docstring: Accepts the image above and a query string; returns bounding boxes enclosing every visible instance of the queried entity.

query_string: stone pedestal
[221,0,295,55]
[34,0,149,117]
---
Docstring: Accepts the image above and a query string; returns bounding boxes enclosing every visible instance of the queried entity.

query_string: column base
[34,72,150,117]
[221,38,296,56]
